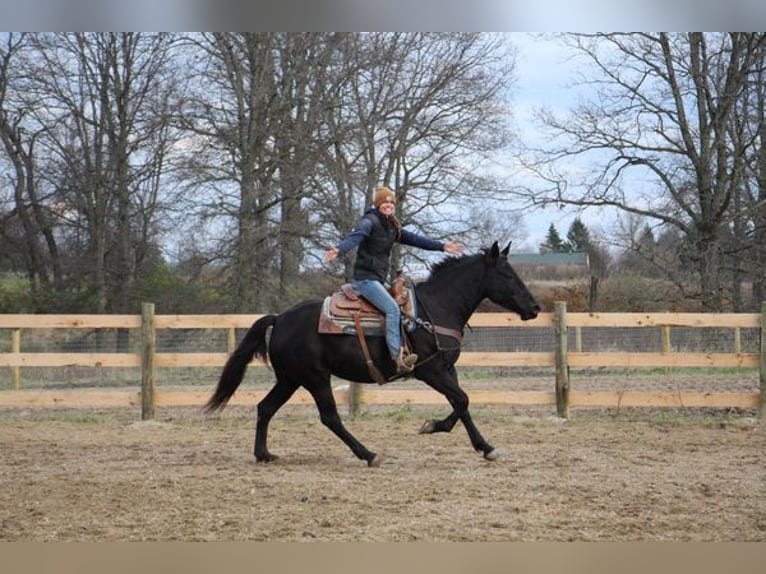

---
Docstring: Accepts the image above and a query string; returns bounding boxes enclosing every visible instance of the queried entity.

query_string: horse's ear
[501,241,511,256]
[487,241,500,263]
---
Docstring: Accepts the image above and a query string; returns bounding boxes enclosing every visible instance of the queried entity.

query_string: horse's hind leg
[457,410,498,460]
[307,383,381,467]
[254,377,299,463]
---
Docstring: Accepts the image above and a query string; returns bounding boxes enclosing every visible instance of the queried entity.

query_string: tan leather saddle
[318,274,415,336]
[318,274,416,384]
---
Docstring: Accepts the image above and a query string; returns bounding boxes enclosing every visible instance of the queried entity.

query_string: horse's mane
[423,250,484,284]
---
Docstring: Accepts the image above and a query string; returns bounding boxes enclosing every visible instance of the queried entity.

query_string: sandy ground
[1,402,764,542]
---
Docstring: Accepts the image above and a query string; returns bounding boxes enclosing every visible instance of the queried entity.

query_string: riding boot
[395,347,418,374]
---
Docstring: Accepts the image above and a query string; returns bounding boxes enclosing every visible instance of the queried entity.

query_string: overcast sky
[504,33,598,252]
[505,33,663,253]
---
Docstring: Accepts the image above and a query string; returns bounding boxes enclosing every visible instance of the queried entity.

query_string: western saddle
[318,273,415,383]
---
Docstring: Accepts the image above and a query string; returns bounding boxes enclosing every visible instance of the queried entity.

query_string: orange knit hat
[373,186,396,209]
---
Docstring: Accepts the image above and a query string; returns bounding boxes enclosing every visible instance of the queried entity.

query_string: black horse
[205,241,540,466]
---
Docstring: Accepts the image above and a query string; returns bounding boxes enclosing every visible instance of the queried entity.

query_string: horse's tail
[204,314,277,413]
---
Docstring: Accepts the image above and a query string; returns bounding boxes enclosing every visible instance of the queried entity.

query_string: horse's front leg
[457,410,499,461]
[417,366,497,460]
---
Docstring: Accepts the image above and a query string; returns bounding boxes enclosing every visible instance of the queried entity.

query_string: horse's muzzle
[522,304,542,321]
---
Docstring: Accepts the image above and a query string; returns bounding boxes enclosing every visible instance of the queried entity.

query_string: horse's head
[484,241,541,321]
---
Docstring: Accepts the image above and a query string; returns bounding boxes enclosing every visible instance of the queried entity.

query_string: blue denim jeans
[353,279,401,359]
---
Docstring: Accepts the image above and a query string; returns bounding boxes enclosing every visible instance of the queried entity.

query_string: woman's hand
[444,240,464,255]
[325,247,339,263]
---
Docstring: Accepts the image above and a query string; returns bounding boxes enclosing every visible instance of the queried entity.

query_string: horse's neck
[416,267,485,328]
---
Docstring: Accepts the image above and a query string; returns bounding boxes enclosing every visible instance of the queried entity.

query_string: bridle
[399,288,467,373]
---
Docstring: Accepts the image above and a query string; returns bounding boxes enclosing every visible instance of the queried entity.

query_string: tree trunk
[697,229,723,311]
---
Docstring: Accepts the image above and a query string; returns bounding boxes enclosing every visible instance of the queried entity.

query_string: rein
[377,287,468,383]
[407,289,465,355]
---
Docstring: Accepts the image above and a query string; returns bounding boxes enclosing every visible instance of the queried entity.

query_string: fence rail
[1,302,765,420]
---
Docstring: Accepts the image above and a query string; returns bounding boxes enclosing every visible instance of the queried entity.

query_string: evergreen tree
[566,217,591,252]
[540,223,568,253]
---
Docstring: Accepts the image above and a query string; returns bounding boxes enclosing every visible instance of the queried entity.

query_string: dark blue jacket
[336,207,444,283]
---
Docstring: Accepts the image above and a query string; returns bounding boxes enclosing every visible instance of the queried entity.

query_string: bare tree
[178,33,518,307]
[271,34,342,304]
[514,32,766,311]
[0,32,64,300]
[2,33,182,315]
[312,33,517,281]
[739,41,766,309]
[178,33,282,312]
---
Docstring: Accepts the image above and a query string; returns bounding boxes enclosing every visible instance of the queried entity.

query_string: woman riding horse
[206,239,541,467]
[325,186,464,373]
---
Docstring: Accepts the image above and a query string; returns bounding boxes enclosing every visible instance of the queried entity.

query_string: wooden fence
[1,302,765,420]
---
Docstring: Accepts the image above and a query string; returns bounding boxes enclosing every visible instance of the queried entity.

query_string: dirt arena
[1,400,764,542]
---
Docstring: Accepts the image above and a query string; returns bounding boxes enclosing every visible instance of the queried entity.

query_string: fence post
[141,302,156,420]
[227,327,236,353]
[554,300,570,419]
[348,383,361,418]
[11,329,21,390]
[760,302,766,421]
[575,326,582,352]
[661,325,672,374]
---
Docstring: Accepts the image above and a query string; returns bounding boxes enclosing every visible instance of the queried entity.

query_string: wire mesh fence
[2,322,761,399]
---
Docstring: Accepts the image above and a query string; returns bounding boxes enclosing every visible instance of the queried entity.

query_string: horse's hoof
[256,453,279,463]
[419,420,436,434]
[483,449,500,461]
[368,454,382,468]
